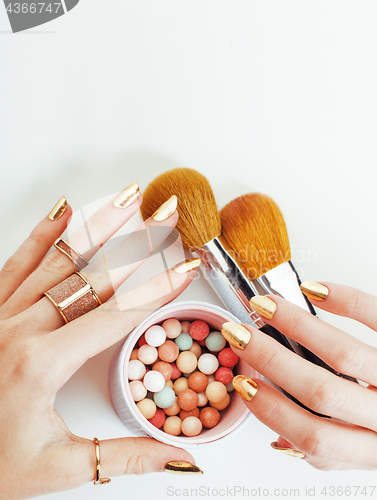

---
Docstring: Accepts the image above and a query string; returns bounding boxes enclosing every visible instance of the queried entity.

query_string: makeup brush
[141,168,325,415]
[220,193,357,383]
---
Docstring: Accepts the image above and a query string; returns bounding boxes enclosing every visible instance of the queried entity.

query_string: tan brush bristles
[220,193,291,280]
[141,167,221,250]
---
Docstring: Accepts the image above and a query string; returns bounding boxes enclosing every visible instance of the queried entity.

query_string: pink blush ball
[148,408,165,428]
[162,318,182,339]
[218,348,239,367]
[215,367,234,385]
[189,320,210,341]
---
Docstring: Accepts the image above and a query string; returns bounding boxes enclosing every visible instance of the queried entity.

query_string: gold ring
[93,437,111,485]
[44,272,101,323]
[54,238,89,271]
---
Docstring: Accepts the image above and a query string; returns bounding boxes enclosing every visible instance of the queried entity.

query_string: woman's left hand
[222,282,377,470]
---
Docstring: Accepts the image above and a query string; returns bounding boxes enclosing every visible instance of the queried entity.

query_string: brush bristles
[141,168,221,250]
[220,193,291,279]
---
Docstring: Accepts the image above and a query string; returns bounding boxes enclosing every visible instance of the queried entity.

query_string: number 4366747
[6,3,62,14]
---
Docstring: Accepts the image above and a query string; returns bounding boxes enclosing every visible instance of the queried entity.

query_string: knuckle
[348,289,365,318]
[288,309,306,339]
[125,452,146,475]
[40,250,72,275]
[29,227,48,247]
[331,341,365,376]
[262,400,285,428]
[1,255,24,276]
[256,344,280,375]
[307,377,347,415]
[12,337,49,385]
[311,461,335,471]
[302,426,335,460]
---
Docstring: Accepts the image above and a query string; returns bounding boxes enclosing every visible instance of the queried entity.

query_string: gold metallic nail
[152,195,178,221]
[300,281,329,302]
[232,375,258,402]
[164,461,203,475]
[249,296,277,320]
[113,182,140,209]
[172,258,201,274]
[270,442,306,459]
[48,196,67,221]
[221,322,251,350]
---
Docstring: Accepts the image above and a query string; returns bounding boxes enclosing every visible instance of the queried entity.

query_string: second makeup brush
[220,193,357,383]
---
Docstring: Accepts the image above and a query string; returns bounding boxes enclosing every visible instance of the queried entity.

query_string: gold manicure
[164,461,203,475]
[300,281,329,302]
[270,442,306,459]
[48,196,67,221]
[221,322,251,350]
[152,195,178,221]
[249,296,277,320]
[172,258,201,274]
[232,375,258,402]
[113,182,140,209]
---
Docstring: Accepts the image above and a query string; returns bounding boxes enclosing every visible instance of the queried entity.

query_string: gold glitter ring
[54,238,89,271]
[44,272,101,323]
[93,437,111,485]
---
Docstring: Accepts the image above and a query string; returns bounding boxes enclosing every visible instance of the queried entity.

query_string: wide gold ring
[44,272,101,323]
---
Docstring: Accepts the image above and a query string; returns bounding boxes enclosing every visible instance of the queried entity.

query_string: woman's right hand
[0,185,201,500]
[222,282,377,471]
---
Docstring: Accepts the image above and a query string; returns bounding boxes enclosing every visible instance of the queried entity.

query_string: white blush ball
[145,325,166,347]
[128,360,146,381]
[143,370,165,393]
[198,354,219,375]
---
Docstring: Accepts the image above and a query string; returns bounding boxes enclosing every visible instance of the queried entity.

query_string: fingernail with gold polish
[221,322,251,350]
[249,296,277,320]
[48,196,67,221]
[172,258,201,274]
[300,281,329,302]
[270,442,306,459]
[164,461,203,475]
[152,195,178,221]
[113,182,140,209]
[232,375,258,402]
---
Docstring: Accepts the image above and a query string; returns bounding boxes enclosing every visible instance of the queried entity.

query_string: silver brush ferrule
[192,237,265,329]
[252,261,318,317]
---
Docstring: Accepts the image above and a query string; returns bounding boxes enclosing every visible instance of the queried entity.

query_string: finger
[272,437,340,471]
[47,436,199,493]
[0,184,142,319]
[0,197,72,307]
[234,377,377,470]
[301,281,377,331]
[252,294,377,387]
[24,211,179,333]
[224,323,377,431]
[40,264,198,391]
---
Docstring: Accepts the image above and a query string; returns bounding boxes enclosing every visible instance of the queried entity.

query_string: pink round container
[109,301,259,449]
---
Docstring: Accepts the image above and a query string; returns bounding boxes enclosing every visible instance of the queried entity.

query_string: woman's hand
[0,187,200,500]
[221,282,377,470]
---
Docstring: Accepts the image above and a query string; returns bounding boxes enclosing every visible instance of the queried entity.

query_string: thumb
[95,437,201,477]
[61,436,202,489]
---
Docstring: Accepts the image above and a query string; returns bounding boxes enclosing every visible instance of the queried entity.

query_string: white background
[1,1,377,499]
